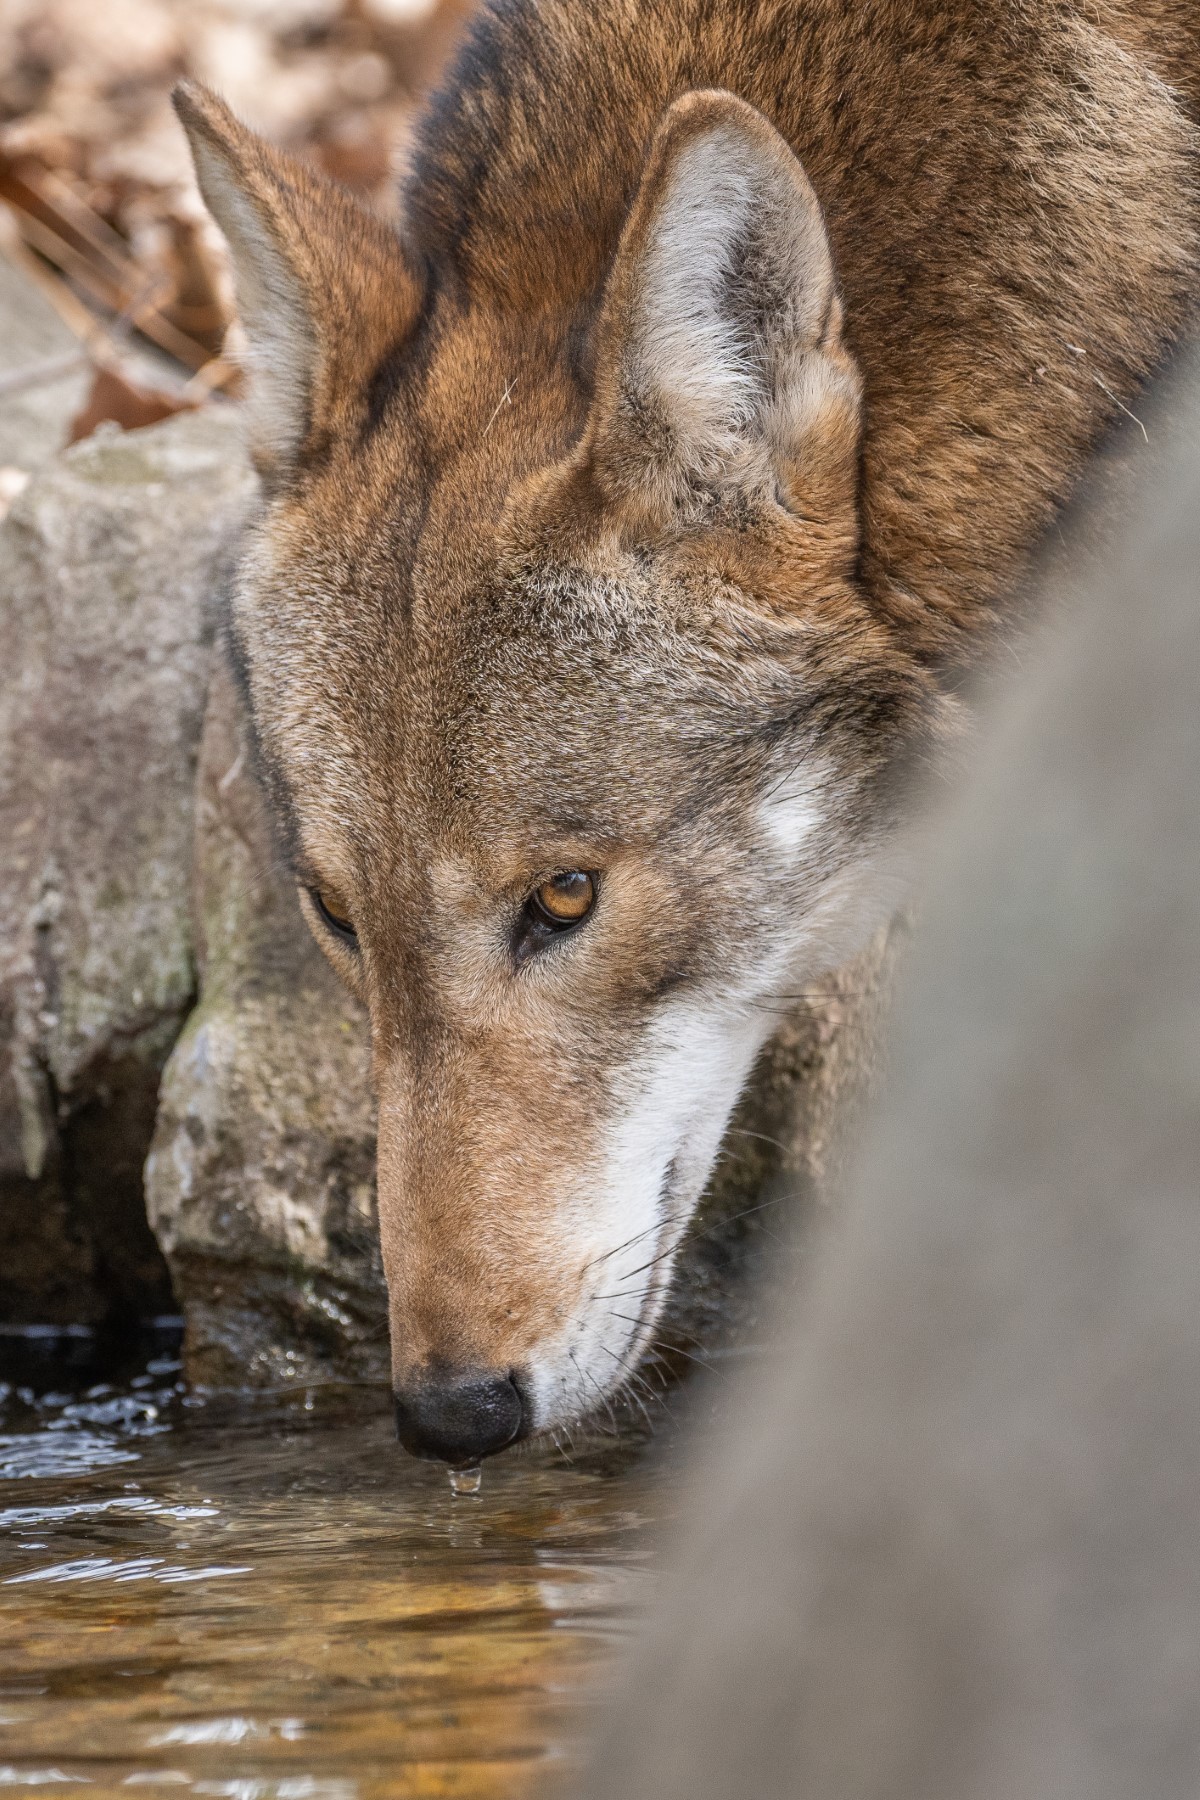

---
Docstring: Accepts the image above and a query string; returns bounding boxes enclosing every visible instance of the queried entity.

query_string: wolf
[174,0,1200,1466]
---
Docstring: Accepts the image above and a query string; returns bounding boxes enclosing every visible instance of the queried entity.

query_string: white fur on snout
[523,991,778,1431]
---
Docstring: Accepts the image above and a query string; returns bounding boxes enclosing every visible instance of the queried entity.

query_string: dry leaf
[67,363,197,445]
[0,0,473,389]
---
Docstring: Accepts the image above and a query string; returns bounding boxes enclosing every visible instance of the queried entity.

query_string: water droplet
[448,1465,482,1498]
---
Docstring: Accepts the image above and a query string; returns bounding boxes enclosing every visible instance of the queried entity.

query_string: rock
[0,251,91,478]
[145,649,385,1387]
[0,405,255,1327]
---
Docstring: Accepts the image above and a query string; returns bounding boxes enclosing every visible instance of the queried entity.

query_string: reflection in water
[0,1358,677,1798]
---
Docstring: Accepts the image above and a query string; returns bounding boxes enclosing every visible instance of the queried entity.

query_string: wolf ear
[587,90,862,527]
[173,82,421,471]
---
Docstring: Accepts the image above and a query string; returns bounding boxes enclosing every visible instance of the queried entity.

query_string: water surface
[0,1346,677,1799]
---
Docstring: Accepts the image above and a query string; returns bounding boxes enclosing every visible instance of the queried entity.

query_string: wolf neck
[405,0,1196,317]
[409,0,842,314]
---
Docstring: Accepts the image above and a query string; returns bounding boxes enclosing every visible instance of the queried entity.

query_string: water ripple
[0,1435,139,1481]
[4,1558,251,1588]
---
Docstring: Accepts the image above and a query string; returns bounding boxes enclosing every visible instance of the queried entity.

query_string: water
[448,1468,483,1499]
[0,1342,680,1799]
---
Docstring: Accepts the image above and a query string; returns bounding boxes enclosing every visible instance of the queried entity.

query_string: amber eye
[311,887,357,944]
[530,870,596,927]
[516,871,596,965]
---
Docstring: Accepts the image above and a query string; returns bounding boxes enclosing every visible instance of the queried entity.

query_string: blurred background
[0,0,470,485]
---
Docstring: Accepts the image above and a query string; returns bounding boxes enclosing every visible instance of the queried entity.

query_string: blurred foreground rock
[1,395,896,1384]
[577,358,1200,1800]
[0,404,254,1325]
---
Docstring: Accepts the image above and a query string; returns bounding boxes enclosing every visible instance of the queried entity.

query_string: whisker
[588,1234,691,1295]
[744,989,875,1007]
[629,1365,677,1426]
[571,1349,620,1437]
[549,1423,577,1465]
[607,1314,717,1377]
[580,1215,673,1276]
[624,1383,655,1432]
[584,1173,797,1305]
[596,1340,654,1428]
[725,1125,793,1155]
[652,1340,716,1373]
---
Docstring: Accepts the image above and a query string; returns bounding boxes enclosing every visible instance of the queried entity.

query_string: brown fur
[174,0,1200,1445]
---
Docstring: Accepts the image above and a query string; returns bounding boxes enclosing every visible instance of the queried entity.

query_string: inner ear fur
[585,89,863,534]
[173,81,422,471]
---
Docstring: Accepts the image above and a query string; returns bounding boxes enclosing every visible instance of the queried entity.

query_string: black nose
[393,1368,527,1465]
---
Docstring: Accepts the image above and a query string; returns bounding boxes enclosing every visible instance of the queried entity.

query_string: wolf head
[176,80,940,1462]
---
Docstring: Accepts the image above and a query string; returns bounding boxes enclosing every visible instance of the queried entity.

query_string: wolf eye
[516,871,596,963]
[311,887,357,944]
[532,871,596,926]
